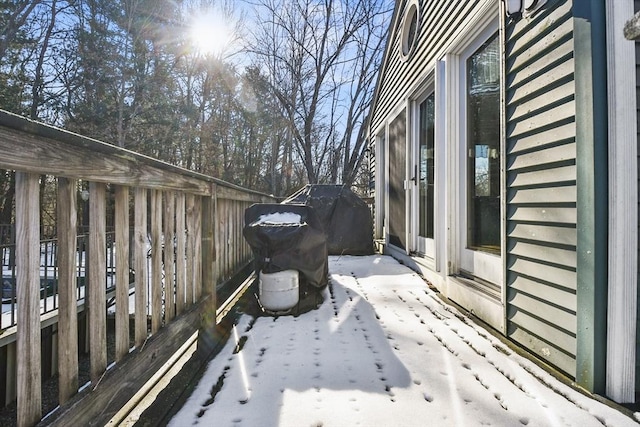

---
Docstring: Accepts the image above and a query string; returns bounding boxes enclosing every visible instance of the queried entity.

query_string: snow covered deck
[169,256,638,427]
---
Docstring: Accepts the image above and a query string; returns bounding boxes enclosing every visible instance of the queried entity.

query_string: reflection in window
[466,33,500,253]
[419,93,435,239]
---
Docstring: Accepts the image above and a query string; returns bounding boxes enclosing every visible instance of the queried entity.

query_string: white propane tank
[259,269,299,312]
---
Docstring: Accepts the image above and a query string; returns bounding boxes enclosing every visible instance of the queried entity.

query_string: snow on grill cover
[281,185,374,255]
[243,203,328,291]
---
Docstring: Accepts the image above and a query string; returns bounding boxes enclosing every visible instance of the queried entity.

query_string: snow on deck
[170,256,638,427]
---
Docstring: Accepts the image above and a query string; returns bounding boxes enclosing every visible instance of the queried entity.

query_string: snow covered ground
[169,255,639,427]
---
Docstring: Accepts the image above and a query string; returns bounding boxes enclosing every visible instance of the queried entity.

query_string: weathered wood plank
[16,172,42,427]
[57,178,79,405]
[0,127,210,196]
[193,196,203,302]
[175,192,186,316]
[202,194,215,300]
[151,190,163,334]
[114,185,130,362]
[186,193,195,307]
[212,185,219,288]
[89,182,107,384]
[134,187,148,348]
[164,191,176,323]
[46,296,211,427]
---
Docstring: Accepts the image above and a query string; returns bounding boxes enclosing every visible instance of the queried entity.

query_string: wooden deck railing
[0,110,274,426]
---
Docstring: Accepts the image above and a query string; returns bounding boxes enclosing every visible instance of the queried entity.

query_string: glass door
[388,110,407,250]
[459,30,502,285]
[413,91,436,258]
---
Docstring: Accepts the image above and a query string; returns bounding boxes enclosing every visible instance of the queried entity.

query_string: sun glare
[189,12,233,57]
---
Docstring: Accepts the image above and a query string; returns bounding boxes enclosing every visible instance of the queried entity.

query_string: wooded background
[0,0,391,226]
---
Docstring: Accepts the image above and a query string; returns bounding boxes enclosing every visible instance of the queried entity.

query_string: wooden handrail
[0,110,275,426]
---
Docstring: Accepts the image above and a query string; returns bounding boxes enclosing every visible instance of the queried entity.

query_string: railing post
[134,187,148,348]
[16,172,41,427]
[114,185,130,361]
[89,182,107,384]
[151,190,163,334]
[201,192,215,301]
[57,177,78,404]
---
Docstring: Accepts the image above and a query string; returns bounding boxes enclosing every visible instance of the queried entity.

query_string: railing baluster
[164,191,176,322]
[114,185,129,362]
[175,192,186,316]
[134,187,148,348]
[88,182,107,384]
[185,193,195,307]
[16,172,41,427]
[57,177,78,405]
[193,196,202,302]
[202,193,215,301]
[151,190,163,334]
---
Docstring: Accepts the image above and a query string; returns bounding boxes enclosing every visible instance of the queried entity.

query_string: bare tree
[0,1,42,61]
[248,0,391,185]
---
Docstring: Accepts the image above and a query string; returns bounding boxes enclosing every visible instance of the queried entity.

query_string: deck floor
[168,255,637,427]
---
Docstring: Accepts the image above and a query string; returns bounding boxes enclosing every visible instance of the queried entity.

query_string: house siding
[370,0,485,135]
[504,0,577,375]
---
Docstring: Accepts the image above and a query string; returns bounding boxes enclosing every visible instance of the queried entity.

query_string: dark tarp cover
[282,185,374,255]
[243,203,328,289]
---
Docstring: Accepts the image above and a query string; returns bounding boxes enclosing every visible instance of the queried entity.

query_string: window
[418,93,435,239]
[400,0,419,60]
[466,32,500,253]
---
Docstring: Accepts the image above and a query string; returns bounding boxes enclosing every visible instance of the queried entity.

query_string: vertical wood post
[211,185,219,289]
[114,185,130,361]
[134,187,148,348]
[193,196,202,302]
[151,190,163,334]
[185,194,195,307]
[16,172,41,427]
[57,177,78,404]
[175,192,186,316]
[89,182,107,384]
[163,191,176,322]
[201,193,215,301]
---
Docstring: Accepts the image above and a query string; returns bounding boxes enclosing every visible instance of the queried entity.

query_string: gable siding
[370,0,486,135]
[505,0,577,376]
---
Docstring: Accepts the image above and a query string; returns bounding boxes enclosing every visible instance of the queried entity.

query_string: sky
[167,255,639,427]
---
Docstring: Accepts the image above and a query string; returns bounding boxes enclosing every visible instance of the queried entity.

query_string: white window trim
[605,0,637,404]
[444,17,502,286]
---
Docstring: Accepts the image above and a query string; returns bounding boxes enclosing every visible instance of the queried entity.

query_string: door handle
[410,165,418,185]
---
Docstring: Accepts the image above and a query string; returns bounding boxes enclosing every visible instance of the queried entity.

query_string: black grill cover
[282,185,374,255]
[243,203,328,288]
